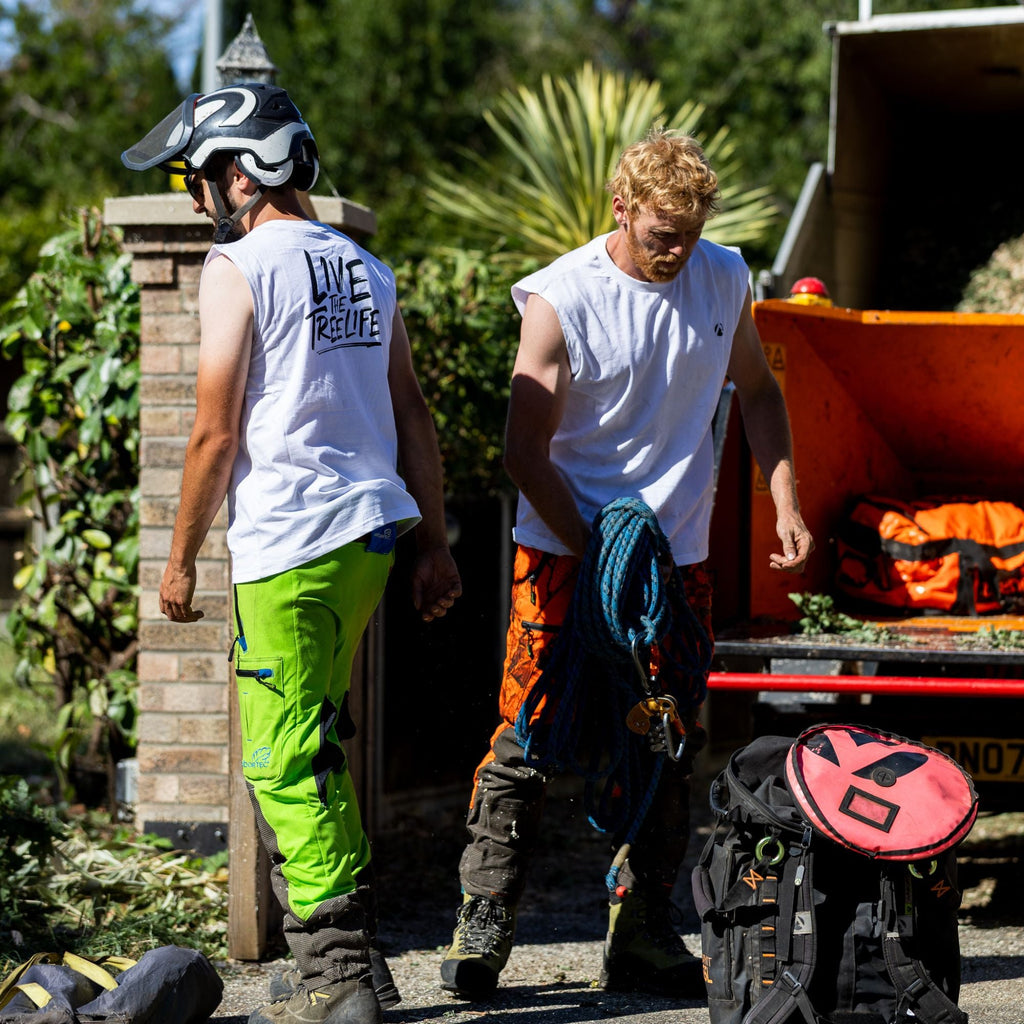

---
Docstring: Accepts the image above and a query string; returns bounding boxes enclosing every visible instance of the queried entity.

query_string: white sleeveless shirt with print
[210,219,420,583]
[510,233,749,565]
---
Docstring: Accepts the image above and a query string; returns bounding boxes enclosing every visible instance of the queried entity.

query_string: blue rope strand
[514,497,711,841]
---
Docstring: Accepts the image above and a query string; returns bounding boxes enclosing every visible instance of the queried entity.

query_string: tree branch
[13,92,76,130]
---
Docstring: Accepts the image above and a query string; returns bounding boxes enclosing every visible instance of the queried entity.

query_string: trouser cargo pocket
[236,657,284,780]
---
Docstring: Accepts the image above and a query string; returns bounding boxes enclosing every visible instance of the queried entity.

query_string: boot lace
[454,897,512,957]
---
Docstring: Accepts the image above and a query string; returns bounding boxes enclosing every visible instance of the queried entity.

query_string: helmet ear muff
[290,142,319,192]
[236,151,292,188]
[235,145,318,191]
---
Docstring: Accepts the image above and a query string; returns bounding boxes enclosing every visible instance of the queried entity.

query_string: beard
[209,186,244,243]
[623,226,687,283]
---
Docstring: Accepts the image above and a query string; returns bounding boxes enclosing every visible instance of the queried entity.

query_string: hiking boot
[439,893,516,998]
[248,976,380,1024]
[269,950,400,1010]
[355,866,402,1008]
[272,869,401,1009]
[268,967,301,1002]
[599,882,704,998]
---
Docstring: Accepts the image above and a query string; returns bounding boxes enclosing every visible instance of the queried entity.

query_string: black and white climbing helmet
[121,82,319,191]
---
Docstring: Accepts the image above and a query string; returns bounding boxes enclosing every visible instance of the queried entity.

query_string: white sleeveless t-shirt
[209,220,421,582]
[510,233,749,565]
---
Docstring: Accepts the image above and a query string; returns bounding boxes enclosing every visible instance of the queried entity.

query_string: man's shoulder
[692,237,748,276]
[226,220,393,273]
[233,218,375,253]
[511,235,609,315]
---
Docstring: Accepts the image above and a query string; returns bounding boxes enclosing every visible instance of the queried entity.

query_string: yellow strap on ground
[0,954,53,1010]
[0,951,137,1010]
[62,951,130,990]
[14,981,52,1008]
[101,955,136,974]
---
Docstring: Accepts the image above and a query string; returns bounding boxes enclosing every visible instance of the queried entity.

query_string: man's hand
[159,561,205,622]
[411,546,462,622]
[770,510,815,574]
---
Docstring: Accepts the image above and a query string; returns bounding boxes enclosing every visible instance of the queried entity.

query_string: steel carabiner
[662,710,687,761]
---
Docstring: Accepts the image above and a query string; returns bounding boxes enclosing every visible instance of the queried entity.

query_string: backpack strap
[744,835,822,1024]
[881,871,968,1024]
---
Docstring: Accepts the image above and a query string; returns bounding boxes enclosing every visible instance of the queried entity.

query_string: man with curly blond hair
[440,130,813,1003]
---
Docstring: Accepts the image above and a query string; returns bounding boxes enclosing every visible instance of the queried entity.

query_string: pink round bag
[785,723,979,860]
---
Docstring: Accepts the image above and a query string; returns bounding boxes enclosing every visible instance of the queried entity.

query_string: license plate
[924,736,1024,782]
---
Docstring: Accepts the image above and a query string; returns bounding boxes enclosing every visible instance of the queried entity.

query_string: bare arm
[503,293,589,558]
[159,256,252,621]
[389,307,462,621]
[727,287,814,572]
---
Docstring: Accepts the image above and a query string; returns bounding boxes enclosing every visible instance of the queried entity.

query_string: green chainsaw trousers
[232,540,392,921]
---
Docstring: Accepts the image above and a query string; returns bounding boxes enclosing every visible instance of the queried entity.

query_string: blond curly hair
[606,129,720,221]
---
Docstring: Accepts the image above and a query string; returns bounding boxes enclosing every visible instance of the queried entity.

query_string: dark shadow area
[372,773,714,958]
[381,495,509,797]
[0,739,51,776]
[960,955,1024,983]
[379,979,703,1024]
[372,781,615,955]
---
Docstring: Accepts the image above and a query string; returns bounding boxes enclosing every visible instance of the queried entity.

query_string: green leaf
[13,564,35,591]
[0,210,141,800]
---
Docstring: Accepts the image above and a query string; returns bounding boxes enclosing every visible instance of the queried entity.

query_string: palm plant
[426,62,777,261]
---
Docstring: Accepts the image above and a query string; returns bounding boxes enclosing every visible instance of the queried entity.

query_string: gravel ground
[205,786,1024,1023]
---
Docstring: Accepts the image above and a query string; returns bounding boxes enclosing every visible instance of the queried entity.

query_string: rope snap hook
[631,633,653,694]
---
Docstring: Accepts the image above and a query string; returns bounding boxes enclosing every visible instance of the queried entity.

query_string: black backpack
[0,946,222,1024]
[692,724,978,1024]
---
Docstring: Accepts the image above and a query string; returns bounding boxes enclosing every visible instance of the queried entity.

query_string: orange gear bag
[835,495,1024,614]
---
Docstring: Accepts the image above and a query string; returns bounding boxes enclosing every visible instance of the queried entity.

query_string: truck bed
[707,616,1024,800]
[714,614,1024,671]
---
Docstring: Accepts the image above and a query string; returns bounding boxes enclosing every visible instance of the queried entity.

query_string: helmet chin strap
[207,180,265,243]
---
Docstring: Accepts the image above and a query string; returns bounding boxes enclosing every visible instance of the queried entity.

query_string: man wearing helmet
[123,84,462,1024]
[123,83,324,243]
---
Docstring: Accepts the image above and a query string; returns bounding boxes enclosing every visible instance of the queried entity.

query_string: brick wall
[104,193,377,854]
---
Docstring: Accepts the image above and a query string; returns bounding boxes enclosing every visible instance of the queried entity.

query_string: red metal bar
[707,672,1024,698]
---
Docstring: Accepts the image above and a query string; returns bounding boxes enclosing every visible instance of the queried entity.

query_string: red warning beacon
[788,276,833,307]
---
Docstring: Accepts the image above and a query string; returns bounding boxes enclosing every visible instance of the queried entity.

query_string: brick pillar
[104,193,377,857]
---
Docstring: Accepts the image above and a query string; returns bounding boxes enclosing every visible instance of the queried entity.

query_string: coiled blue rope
[514,497,711,843]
